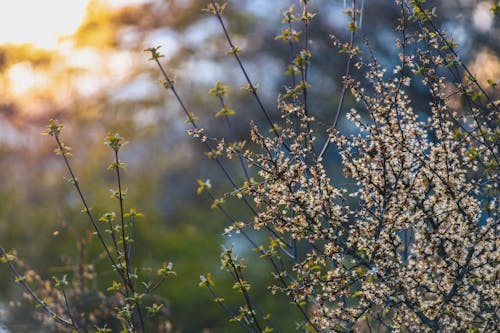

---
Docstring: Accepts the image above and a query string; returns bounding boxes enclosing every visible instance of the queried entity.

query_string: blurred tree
[0,0,498,331]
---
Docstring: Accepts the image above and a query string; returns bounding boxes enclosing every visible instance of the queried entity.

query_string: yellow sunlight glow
[0,0,89,49]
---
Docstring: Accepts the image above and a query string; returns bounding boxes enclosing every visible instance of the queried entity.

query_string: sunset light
[0,0,89,49]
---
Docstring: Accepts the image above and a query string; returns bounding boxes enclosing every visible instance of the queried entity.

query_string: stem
[227,256,264,333]
[128,215,135,262]
[53,134,129,288]
[114,150,132,289]
[208,0,293,153]
[61,286,81,332]
[218,96,251,181]
[113,149,146,333]
[107,219,121,259]
[205,284,255,333]
[318,0,357,159]
[206,191,319,332]
[153,59,293,250]
[0,246,76,329]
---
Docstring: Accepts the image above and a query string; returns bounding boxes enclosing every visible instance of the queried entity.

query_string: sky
[0,0,89,49]
[0,0,153,107]
[0,0,149,49]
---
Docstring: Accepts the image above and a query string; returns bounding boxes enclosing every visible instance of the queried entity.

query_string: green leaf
[0,252,15,263]
[157,262,176,277]
[226,46,241,56]
[199,273,215,287]
[99,212,116,223]
[347,21,360,31]
[184,111,198,124]
[144,45,164,61]
[42,119,64,136]
[209,82,229,98]
[215,105,236,118]
[196,179,212,194]
[490,3,499,15]
[104,133,127,152]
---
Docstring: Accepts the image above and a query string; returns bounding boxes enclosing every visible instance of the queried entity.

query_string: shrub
[2,126,174,332]
[1,0,498,332]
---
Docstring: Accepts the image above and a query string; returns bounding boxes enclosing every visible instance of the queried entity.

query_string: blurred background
[0,0,498,331]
